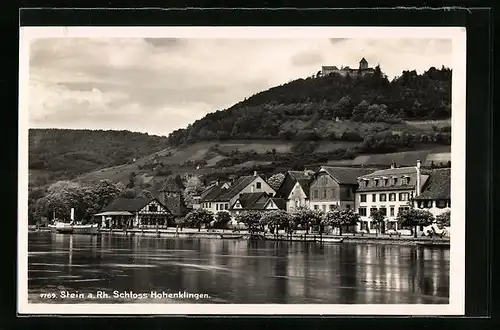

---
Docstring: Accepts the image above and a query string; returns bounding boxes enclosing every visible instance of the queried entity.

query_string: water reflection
[28,233,449,304]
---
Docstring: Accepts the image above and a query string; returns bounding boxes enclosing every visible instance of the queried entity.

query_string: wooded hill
[166,66,451,146]
[29,129,168,186]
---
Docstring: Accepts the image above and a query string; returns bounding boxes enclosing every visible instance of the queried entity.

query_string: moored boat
[316,237,344,244]
[73,223,99,235]
[219,234,244,239]
[49,221,74,234]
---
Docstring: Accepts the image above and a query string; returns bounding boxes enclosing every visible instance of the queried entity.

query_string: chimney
[253,170,257,177]
[415,160,421,196]
[390,162,395,169]
[70,208,75,221]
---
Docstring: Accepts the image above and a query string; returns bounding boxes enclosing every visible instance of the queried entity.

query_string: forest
[166,66,452,146]
[29,129,168,184]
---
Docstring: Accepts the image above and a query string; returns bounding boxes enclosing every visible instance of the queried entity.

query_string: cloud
[27,37,453,136]
[290,51,324,67]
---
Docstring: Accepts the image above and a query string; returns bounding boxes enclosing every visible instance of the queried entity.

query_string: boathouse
[94,197,173,229]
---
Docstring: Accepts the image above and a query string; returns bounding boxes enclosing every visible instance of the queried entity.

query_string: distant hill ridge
[166,65,451,146]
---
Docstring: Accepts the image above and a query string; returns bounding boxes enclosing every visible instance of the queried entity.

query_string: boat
[316,237,344,244]
[72,223,99,235]
[49,221,74,234]
[219,234,244,240]
[265,235,317,243]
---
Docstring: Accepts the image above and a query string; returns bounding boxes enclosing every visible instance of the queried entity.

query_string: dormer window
[393,177,399,185]
[374,179,379,187]
[402,177,408,185]
[383,178,388,186]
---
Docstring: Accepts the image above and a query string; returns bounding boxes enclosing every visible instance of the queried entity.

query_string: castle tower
[359,57,368,70]
[159,175,188,218]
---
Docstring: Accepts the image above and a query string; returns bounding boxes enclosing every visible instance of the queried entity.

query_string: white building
[355,161,431,233]
[413,168,451,218]
[199,172,276,215]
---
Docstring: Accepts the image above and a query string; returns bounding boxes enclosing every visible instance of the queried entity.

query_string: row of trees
[29,179,153,225]
[177,207,451,238]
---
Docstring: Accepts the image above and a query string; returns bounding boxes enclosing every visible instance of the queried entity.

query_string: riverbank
[96,228,450,247]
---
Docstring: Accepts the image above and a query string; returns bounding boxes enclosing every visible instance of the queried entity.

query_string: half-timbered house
[95,197,173,229]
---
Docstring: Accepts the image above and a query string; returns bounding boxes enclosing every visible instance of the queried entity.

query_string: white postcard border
[18,26,467,316]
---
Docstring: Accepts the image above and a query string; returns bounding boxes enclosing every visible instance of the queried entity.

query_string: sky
[28,37,452,136]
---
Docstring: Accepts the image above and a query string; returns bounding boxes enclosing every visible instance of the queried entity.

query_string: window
[418,201,425,209]
[346,204,351,209]
[436,200,447,208]
[313,190,319,199]
[360,194,367,202]
[372,194,377,202]
[399,193,409,201]
[329,204,336,210]
[295,200,300,207]
[379,207,387,216]
[358,207,367,216]
[390,207,395,217]
[149,205,158,212]
[426,200,433,208]
[370,222,377,229]
[322,205,327,212]
[225,203,229,210]
[314,205,319,210]
[389,193,396,202]
[393,178,398,185]
[384,179,389,186]
[370,208,378,216]
[380,194,387,202]
[398,206,410,216]
[402,177,408,185]
[216,204,219,211]
[323,189,327,198]
[374,179,379,187]
[323,177,328,185]
[256,182,262,189]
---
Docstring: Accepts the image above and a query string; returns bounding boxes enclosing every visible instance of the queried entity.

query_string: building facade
[275,170,314,212]
[95,197,173,229]
[230,192,286,216]
[309,166,375,212]
[355,161,430,233]
[200,172,276,215]
[159,176,188,219]
[321,57,376,77]
[413,168,451,218]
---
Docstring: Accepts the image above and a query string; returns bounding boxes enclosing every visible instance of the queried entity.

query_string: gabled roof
[159,176,185,192]
[359,167,433,179]
[200,185,225,202]
[360,57,368,63]
[414,168,451,200]
[232,192,270,210]
[215,175,258,202]
[100,197,163,213]
[264,197,287,210]
[276,170,314,199]
[320,166,376,185]
[234,192,267,208]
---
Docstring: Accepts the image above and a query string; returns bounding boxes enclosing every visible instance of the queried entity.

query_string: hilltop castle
[320,57,376,77]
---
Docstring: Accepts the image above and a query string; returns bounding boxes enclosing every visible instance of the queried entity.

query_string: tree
[184,209,214,232]
[351,100,370,121]
[139,189,153,199]
[370,209,386,236]
[397,209,435,238]
[290,207,323,236]
[267,172,286,191]
[235,211,262,234]
[324,207,361,235]
[436,210,450,227]
[215,211,232,230]
[260,210,290,237]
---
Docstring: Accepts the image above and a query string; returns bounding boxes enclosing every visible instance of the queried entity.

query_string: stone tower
[359,57,368,70]
[159,175,188,218]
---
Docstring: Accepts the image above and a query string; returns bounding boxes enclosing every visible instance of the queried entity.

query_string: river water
[27,232,449,304]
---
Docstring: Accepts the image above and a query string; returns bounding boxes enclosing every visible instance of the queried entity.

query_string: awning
[93,211,134,216]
